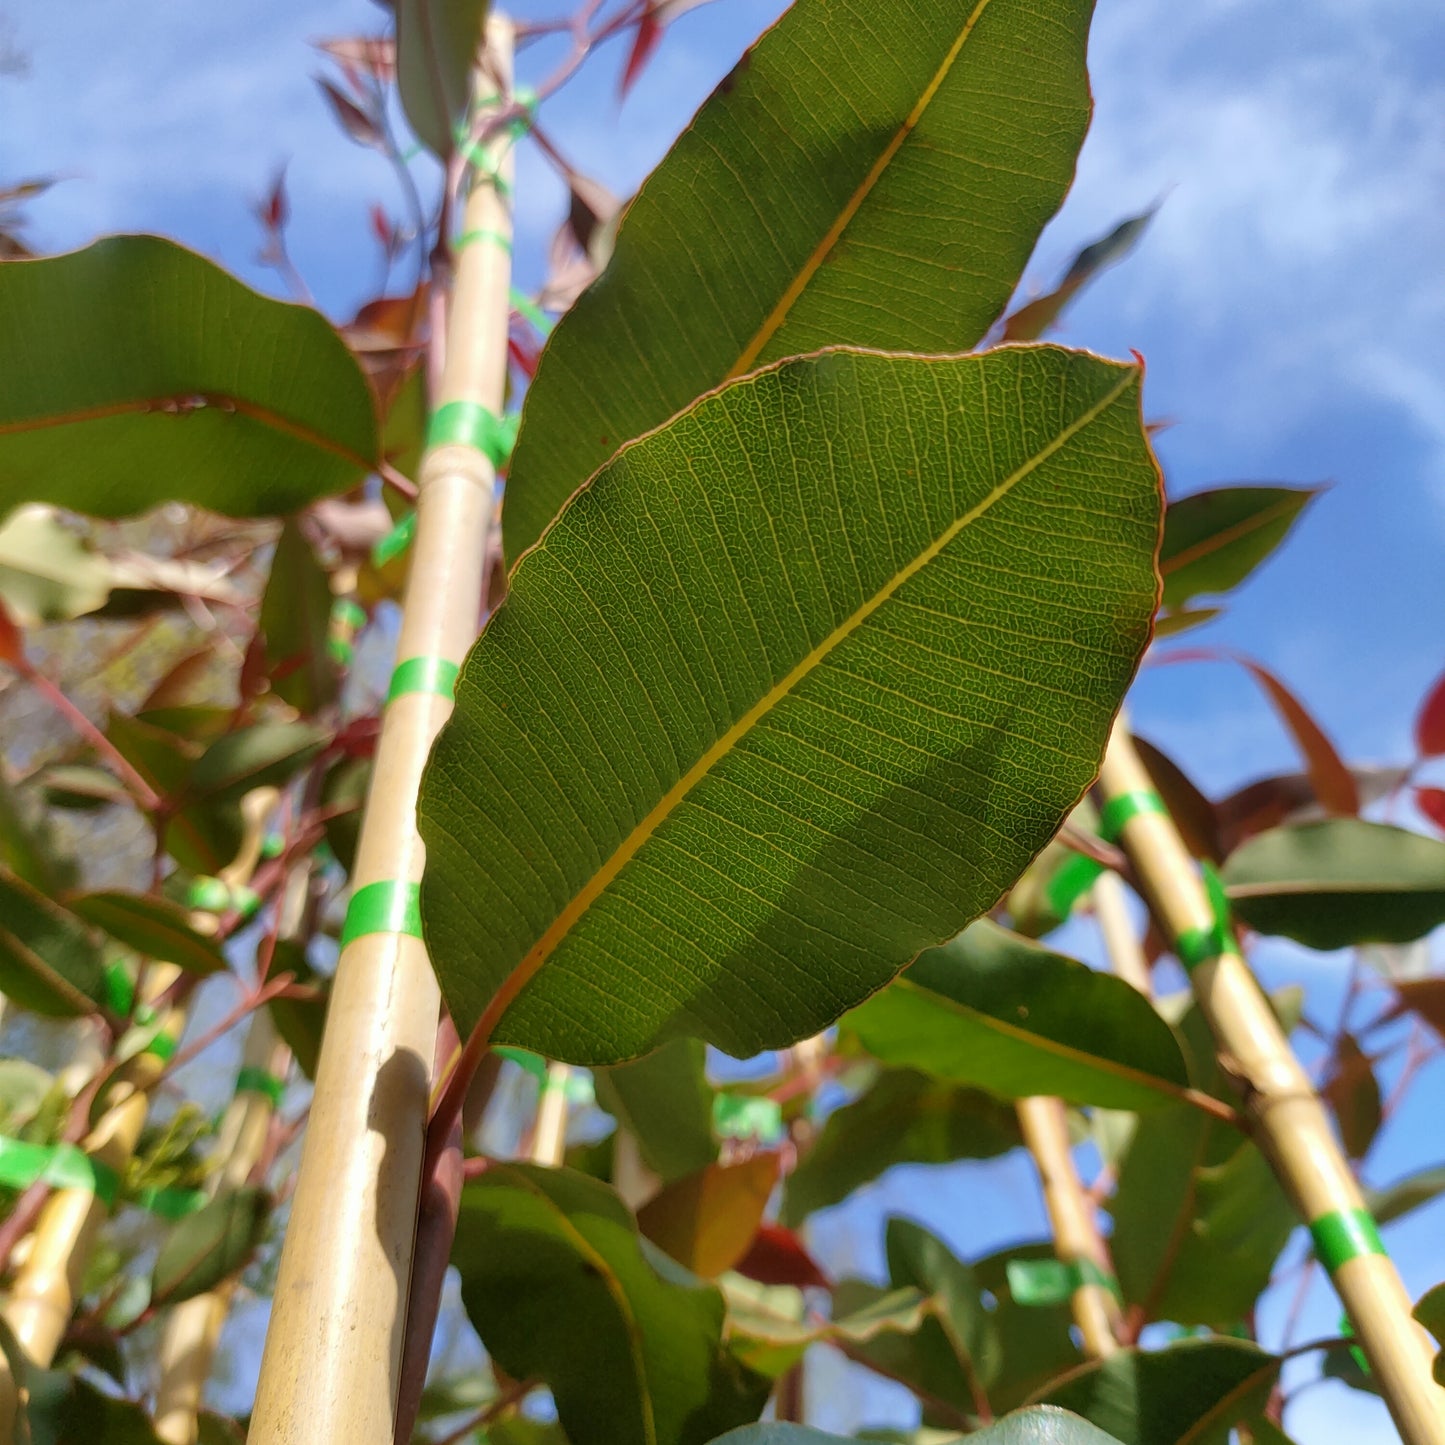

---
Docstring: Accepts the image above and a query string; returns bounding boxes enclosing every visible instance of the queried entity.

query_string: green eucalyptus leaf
[397,0,491,158]
[1036,1340,1280,1445]
[258,520,340,715]
[1159,486,1317,611]
[843,921,1190,1111]
[422,347,1160,1064]
[0,870,106,1016]
[452,1163,769,1445]
[1413,1283,1445,1386]
[595,1038,717,1184]
[1222,819,1445,949]
[504,0,1097,560]
[714,1410,1125,1445]
[0,236,377,518]
[68,891,226,977]
[150,1187,270,1307]
[1366,1163,1445,1227]
[783,1069,1019,1226]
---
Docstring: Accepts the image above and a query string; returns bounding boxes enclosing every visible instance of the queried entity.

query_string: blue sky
[7,0,1445,1438]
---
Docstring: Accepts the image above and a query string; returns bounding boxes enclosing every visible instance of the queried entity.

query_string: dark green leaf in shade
[594,1038,717,1184]
[503,0,1098,560]
[320,756,370,875]
[1035,1339,1280,1445]
[150,1187,271,1307]
[1001,207,1156,343]
[782,1069,1019,1225]
[0,237,378,518]
[1159,486,1318,611]
[0,870,107,1016]
[1322,1032,1381,1160]
[974,1243,1083,1414]
[451,1164,770,1445]
[397,0,491,158]
[0,772,75,894]
[1133,735,1222,863]
[68,891,226,977]
[1222,819,1445,949]
[712,1407,1126,1444]
[265,940,327,1080]
[25,1371,168,1445]
[1412,1283,1445,1386]
[1366,1163,1445,1226]
[259,520,340,715]
[843,921,1190,1111]
[422,348,1160,1064]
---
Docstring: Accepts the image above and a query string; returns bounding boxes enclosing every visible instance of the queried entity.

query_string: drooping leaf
[1001,207,1156,343]
[258,520,340,715]
[397,0,490,157]
[1036,1340,1280,1445]
[594,1038,717,1184]
[314,75,385,150]
[1323,1032,1381,1159]
[266,940,327,1080]
[713,1409,1125,1444]
[638,1154,781,1277]
[452,1163,769,1445]
[1133,735,1222,862]
[0,505,112,623]
[421,347,1160,1064]
[1222,820,1445,949]
[67,892,226,977]
[1413,1283,1445,1386]
[1158,486,1317,612]
[782,1069,1020,1226]
[150,1188,271,1307]
[0,237,377,518]
[843,921,1191,1112]
[503,0,1099,560]
[1366,1163,1445,1226]
[0,870,107,1016]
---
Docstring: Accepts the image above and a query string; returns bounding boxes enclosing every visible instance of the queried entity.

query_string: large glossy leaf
[421,347,1160,1063]
[842,921,1191,1111]
[1159,486,1317,612]
[713,1407,1125,1444]
[397,0,490,158]
[782,1068,1019,1226]
[451,1164,769,1445]
[1222,819,1445,948]
[0,870,107,1016]
[595,1038,717,1184]
[1036,1340,1280,1445]
[503,0,1098,560]
[0,236,377,518]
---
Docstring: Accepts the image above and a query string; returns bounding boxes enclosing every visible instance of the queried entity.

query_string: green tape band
[1311,1208,1386,1272]
[509,288,554,337]
[495,1045,548,1082]
[1175,863,1235,972]
[1098,788,1168,843]
[1339,1311,1372,1376]
[373,511,417,567]
[1044,851,1107,919]
[184,878,260,920]
[712,1093,784,1144]
[457,139,513,198]
[331,598,367,631]
[261,831,285,860]
[327,637,355,666]
[0,1137,119,1208]
[457,227,512,252]
[341,880,423,949]
[426,401,519,469]
[103,961,135,1015]
[133,1183,207,1220]
[1006,1257,1121,1308]
[387,656,460,704]
[144,1031,177,1062]
[236,1066,286,1106]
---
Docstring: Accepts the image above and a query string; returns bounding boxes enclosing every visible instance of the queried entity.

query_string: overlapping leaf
[0,870,107,1016]
[503,0,1098,560]
[451,1164,768,1445]
[842,921,1191,1111]
[397,0,490,157]
[421,348,1161,1063]
[0,236,377,518]
[595,1038,717,1183]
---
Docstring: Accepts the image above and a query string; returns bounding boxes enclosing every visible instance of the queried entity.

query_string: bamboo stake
[1098,721,1445,1444]
[529,1064,572,1167]
[0,794,274,1435]
[1015,1096,1122,1359]
[1090,871,1151,997]
[247,23,515,1444]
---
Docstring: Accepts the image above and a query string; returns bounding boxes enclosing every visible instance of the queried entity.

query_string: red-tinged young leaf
[620,8,663,98]
[1418,787,1445,832]
[1389,980,1445,1039]
[734,1224,829,1290]
[315,34,397,83]
[1163,649,1358,815]
[315,75,385,149]
[370,205,395,253]
[1134,735,1222,862]
[0,597,24,666]
[637,1154,782,1278]
[255,165,289,232]
[1417,668,1445,757]
[1323,1033,1381,1159]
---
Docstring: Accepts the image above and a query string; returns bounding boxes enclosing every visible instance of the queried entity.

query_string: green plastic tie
[1311,1208,1386,1272]
[387,656,460,704]
[373,511,417,567]
[341,880,423,949]
[426,401,519,469]
[185,877,260,920]
[235,1066,286,1107]
[103,961,136,1015]
[0,1137,119,1208]
[1006,1256,1121,1307]
[712,1093,784,1144]
[331,598,367,631]
[495,1045,548,1082]
[509,288,554,337]
[1174,862,1234,972]
[133,1183,207,1220]
[261,831,285,860]
[144,1030,177,1062]
[1098,788,1168,842]
[1339,1310,1372,1376]
[457,227,513,253]
[1044,851,1107,919]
